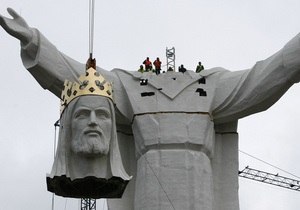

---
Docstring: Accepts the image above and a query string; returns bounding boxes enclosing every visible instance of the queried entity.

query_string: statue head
[59,95,119,175]
[47,69,131,198]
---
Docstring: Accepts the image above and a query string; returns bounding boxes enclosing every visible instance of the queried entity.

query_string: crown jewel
[60,67,113,114]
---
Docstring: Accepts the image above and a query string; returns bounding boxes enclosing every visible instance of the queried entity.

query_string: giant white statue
[1,8,300,210]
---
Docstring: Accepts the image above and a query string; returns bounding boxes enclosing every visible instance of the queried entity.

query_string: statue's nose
[88,111,98,126]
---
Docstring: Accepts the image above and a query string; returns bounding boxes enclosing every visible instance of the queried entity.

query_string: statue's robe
[20,29,300,209]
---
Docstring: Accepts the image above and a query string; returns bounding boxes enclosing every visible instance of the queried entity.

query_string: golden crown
[60,67,113,114]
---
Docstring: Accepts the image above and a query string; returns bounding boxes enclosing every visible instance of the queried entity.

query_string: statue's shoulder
[111,68,132,74]
[111,68,134,76]
[199,67,230,77]
[111,68,152,80]
[97,68,128,83]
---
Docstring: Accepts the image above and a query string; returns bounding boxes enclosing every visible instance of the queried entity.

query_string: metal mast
[166,47,175,71]
[239,166,300,192]
[81,198,96,210]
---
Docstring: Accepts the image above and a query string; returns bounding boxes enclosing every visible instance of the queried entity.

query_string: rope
[239,150,300,180]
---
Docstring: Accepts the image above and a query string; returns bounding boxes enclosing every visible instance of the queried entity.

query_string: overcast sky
[1,0,300,209]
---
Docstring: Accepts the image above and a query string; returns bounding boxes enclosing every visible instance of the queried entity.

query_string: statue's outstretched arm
[0,8,33,44]
[212,33,300,123]
[0,8,86,98]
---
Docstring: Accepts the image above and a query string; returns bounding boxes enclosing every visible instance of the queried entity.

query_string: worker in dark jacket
[153,57,162,75]
[196,62,204,73]
[178,64,187,73]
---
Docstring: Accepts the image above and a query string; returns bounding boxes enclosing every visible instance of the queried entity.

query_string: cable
[51,121,58,210]
[64,198,68,210]
[134,142,176,210]
[53,121,70,210]
[141,154,176,210]
[89,0,95,59]
[51,194,54,210]
[54,120,59,157]
[51,120,60,210]
[102,199,106,210]
[239,150,300,180]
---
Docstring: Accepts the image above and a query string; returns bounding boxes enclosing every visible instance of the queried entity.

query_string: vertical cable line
[52,120,59,210]
[89,0,95,60]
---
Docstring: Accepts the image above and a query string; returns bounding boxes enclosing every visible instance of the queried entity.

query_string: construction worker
[153,57,162,75]
[149,64,155,72]
[138,65,145,73]
[196,62,204,73]
[143,57,152,72]
[167,67,173,72]
[178,64,187,73]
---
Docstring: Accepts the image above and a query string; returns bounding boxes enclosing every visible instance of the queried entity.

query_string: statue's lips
[84,130,102,136]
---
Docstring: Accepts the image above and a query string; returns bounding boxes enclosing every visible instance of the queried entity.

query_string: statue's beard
[71,134,110,157]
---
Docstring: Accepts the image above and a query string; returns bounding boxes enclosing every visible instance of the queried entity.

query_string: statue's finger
[7,7,20,19]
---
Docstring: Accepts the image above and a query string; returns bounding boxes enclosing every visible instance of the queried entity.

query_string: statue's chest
[121,72,215,114]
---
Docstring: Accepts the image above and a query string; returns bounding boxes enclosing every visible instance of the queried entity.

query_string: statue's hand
[0,7,33,44]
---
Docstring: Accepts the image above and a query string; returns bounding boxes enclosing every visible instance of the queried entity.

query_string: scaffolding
[166,47,175,71]
[81,198,96,210]
[239,166,300,191]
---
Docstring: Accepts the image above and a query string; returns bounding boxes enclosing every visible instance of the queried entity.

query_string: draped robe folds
[20,29,300,209]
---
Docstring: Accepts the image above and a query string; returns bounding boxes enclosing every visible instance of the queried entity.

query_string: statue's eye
[75,110,90,119]
[96,111,109,119]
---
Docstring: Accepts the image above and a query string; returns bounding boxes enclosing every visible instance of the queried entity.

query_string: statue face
[70,96,112,157]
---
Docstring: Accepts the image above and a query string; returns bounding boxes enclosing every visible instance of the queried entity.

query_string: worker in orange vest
[143,57,152,72]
